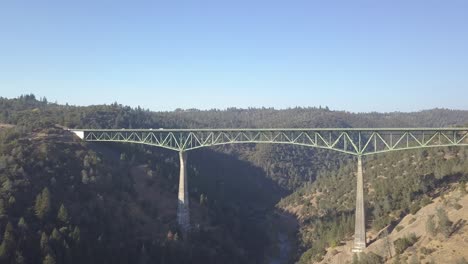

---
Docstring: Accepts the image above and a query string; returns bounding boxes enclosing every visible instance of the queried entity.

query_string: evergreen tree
[2,179,12,192]
[0,199,5,217]
[0,222,15,260]
[15,250,26,264]
[57,203,69,224]
[18,217,28,231]
[43,254,56,264]
[40,232,49,254]
[35,187,51,220]
[71,226,80,243]
[200,194,207,205]
[81,170,90,184]
[51,228,62,241]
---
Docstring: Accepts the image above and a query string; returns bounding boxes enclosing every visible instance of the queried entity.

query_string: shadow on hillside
[189,147,298,262]
[81,141,299,263]
[450,219,466,237]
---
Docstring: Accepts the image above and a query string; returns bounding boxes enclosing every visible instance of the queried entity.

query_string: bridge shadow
[86,141,299,263]
[188,147,297,262]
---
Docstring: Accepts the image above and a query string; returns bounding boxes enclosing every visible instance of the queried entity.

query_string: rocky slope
[319,184,468,264]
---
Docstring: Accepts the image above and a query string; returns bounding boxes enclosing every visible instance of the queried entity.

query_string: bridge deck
[70,128,468,156]
[71,127,468,132]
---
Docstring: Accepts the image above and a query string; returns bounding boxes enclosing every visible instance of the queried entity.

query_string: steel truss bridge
[71,128,468,252]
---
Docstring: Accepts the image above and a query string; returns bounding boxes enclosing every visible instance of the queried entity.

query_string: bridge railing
[71,128,468,155]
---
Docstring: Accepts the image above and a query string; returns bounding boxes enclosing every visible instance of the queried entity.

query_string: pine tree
[43,254,56,264]
[40,232,49,254]
[35,187,51,220]
[0,199,5,217]
[51,228,62,241]
[0,222,15,260]
[71,226,80,243]
[18,217,28,231]
[200,194,208,205]
[57,203,69,224]
[81,170,89,184]
[2,179,12,192]
[15,250,26,264]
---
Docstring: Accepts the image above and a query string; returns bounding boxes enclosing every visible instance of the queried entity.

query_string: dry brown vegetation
[318,185,468,264]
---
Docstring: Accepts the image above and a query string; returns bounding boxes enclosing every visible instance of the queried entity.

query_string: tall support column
[352,155,366,252]
[177,151,190,234]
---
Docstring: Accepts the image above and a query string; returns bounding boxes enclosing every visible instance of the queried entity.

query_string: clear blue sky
[0,0,467,112]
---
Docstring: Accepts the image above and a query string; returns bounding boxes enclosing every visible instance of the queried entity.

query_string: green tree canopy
[35,187,52,220]
[43,254,56,264]
[57,203,69,224]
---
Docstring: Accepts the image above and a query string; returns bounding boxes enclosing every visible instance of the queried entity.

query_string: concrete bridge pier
[352,155,366,252]
[177,151,190,235]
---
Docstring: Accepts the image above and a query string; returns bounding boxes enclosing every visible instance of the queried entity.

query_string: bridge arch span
[71,128,468,252]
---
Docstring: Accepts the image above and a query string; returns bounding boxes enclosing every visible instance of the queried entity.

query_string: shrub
[425,215,437,237]
[453,203,463,210]
[420,196,432,207]
[436,208,453,238]
[420,247,435,255]
[353,252,384,264]
[394,233,418,254]
[409,203,421,215]
[409,254,420,264]
[392,254,402,264]
[360,252,384,264]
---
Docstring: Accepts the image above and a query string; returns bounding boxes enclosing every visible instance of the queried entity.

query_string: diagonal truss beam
[73,128,468,156]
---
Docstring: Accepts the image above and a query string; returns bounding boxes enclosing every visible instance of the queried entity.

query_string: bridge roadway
[70,128,468,252]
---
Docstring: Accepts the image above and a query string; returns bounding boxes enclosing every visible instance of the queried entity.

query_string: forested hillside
[0,126,286,263]
[279,148,468,263]
[0,94,468,263]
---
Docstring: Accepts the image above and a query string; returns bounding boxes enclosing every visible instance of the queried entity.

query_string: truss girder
[77,128,468,155]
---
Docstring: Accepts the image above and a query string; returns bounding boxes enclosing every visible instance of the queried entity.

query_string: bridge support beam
[177,151,190,235]
[352,155,366,252]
